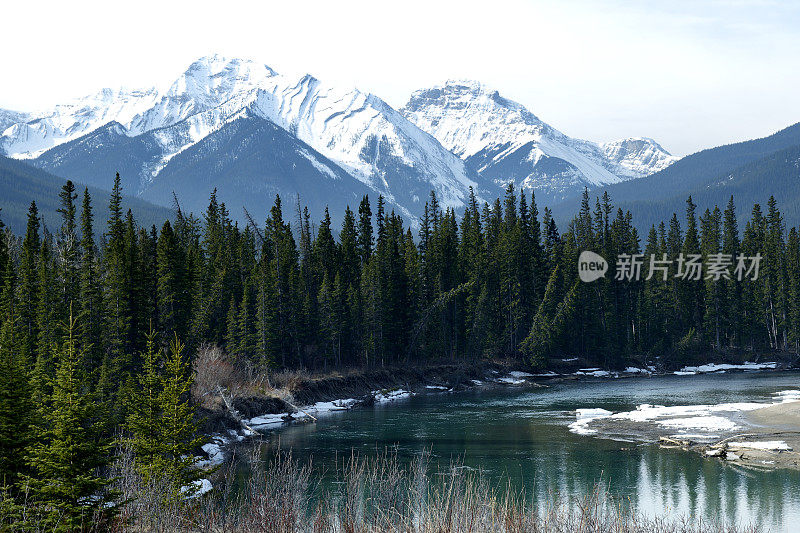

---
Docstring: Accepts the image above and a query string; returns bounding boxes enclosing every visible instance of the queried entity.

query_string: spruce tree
[56,180,79,314]
[104,173,130,401]
[78,189,103,372]
[126,329,164,481]
[158,335,204,494]
[18,202,40,362]
[25,309,115,530]
[0,316,31,492]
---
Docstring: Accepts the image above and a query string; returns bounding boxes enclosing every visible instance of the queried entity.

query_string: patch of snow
[247,413,287,429]
[728,440,792,451]
[576,369,612,377]
[774,390,800,402]
[199,442,225,467]
[508,371,534,378]
[374,389,413,403]
[497,376,526,385]
[426,385,449,390]
[671,433,719,440]
[182,478,213,499]
[569,408,613,435]
[679,362,777,373]
[612,402,764,423]
[307,398,358,414]
[657,416,739,432]
[561,358,579,362]
[674,371,697,376]
[624,367,651,374]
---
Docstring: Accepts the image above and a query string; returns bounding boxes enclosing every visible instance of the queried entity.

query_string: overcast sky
[3,0,799,156]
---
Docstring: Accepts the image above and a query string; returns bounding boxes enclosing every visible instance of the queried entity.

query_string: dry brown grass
[95,446,761,533]
[192,345,296,408]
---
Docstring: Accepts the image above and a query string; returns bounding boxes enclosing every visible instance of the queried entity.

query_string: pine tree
[18,202,40,362]
[78,189,104,372]
[156,220,189,340]
[158,335,204,494]
[57,181,79,315]
[32,237,57,402]
[126,329,164,481]
[786,227,800,353]
[25,309,115,530]
[0,316,31,492]
[357,196,373,269]
[104,173,130,397]
[722,196,741,347]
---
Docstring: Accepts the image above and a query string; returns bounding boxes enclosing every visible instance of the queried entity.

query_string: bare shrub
[108,446,761,533]
[192,344,240,408]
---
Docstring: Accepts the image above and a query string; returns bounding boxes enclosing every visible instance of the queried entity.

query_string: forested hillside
[553,122,800,230]
[0,155,173,234]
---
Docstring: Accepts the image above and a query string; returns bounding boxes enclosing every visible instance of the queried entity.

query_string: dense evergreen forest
[0,172,799,528]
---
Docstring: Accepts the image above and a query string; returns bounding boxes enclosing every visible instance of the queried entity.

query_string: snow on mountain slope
[127,55,277,136]
[4,56,488,223]
[247,75,484,215]
[601,137,678,178]
[1,88,160,158]
[0,109,29,133]
[401,80,677,203]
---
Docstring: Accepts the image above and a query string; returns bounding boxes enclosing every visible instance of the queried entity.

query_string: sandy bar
[725,401,800,469]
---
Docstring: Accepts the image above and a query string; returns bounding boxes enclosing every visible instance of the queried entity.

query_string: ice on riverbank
[497,376,526,384]
[569,408,613,435]
[576,368,612,377]
[307,398,359,413]
[248,413,286,429]
[678,362,777,374]
[374,389,413,403]
[658,415,739,432]
[774,390,800,402]
[569,400,767,438]
[729,440,792,451]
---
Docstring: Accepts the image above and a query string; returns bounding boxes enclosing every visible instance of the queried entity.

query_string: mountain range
[552,121,800,231]
[401,80,677,205]
[0,55,677,228]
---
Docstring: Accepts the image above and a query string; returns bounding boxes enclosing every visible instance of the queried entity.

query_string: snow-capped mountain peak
[1,85,160,158]
[401,80,677,203]
[401,79,547,160]
[600,137,678,178]
[0,59,677,225]
[2,56,487,225]
[165,55,277,107]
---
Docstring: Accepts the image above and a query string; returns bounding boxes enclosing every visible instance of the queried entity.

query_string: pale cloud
[1,0,798,156]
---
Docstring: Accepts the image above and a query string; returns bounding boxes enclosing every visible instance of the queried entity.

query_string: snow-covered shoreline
[569,389,800,444]
[195,362,793,490]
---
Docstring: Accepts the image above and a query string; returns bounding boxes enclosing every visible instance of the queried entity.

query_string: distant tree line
[0,173,798,527]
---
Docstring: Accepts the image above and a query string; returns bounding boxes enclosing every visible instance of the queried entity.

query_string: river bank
[188,368,800,530]
[571,380,800,472]
[195,355,799,476]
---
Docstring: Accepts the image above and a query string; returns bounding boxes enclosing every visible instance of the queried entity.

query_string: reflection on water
[252,372,800,531]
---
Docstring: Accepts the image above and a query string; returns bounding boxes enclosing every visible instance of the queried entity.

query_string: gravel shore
[732,401,800,469]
